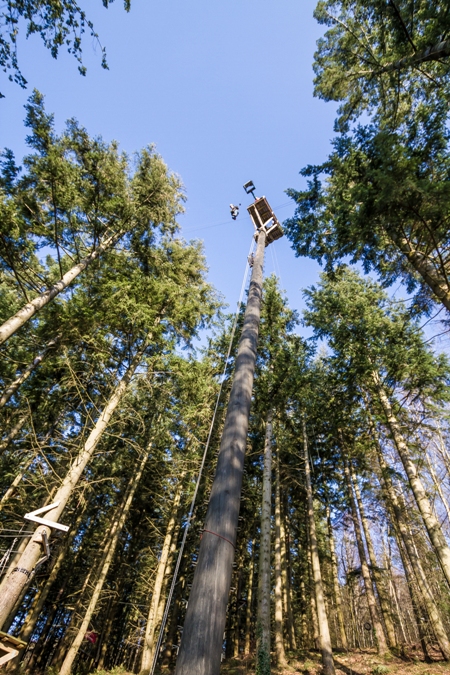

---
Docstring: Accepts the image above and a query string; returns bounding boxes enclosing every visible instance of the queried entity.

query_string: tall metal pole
[174,227,266,675]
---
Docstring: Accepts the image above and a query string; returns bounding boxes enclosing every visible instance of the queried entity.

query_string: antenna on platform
[243,180,256,200]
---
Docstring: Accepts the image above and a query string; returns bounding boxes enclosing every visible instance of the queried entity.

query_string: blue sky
[0,1,338,333]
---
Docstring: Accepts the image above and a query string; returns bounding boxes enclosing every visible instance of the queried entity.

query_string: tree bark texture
[140,477,184,673]
[351,468,397,649]
[326,506,347,651]
[304,419,335,675]
[343,458,388,654]
[256,409,272,673]
[274,453,287,666]
[174,228,266,675]
[373,372,450,589]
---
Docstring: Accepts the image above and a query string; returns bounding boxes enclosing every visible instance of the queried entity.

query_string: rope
[148,235,255,675]
[201,529,235,549]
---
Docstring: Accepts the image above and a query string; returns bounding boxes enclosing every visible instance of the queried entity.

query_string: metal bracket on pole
[24,501,69,532]
[33,530,51,572]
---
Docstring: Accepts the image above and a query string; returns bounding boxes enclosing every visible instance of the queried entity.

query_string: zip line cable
[149,235,256,675]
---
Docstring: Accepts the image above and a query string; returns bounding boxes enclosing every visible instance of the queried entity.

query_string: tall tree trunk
[372,372,450,589]
[256,409,272,675]
[0,415,27,453]
[350,468,397,649]
[378,38,450,74]
[161,568,186,666]
[0,229,123,345]
[388,231,450,312]
[306,530,320,650]
[304,419,335,675]
[371,421,450,660]
[0,455,34,508]
[244,539,255,655]
[425,450,450,527]
[280,500,297,651]
[343,458,388,654]
[140,476,184,674]
[59,451,149,675]
[274,453,287,667]
[0,337,59,409]
[174,228,266,675]
[7,507,88,672]
[326,506,347,651]
[0,340,148,628]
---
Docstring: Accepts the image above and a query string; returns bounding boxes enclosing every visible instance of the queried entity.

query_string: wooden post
[174,228,266,675]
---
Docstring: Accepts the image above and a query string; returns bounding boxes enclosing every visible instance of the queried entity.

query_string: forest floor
[217,648,450,675]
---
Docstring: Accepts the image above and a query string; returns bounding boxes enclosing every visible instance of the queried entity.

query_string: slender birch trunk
[256,409,272,674]
[59,452,149,675]
[244,539,255,655]
[0,337,59,409]
[343,459,388,654]
[351,468,397,649]
[326,506,347,650]
[371,421,450,660]
[372,372,450,589]
[0,230,123,345]
[0,340,148,628]
[304,419,335,675]
[140,476,184,674]
[274,453,287,666]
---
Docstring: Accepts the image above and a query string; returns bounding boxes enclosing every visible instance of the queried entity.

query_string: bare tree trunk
[0,337,59,409]
[0,415,27,453]
[373,372,450,590]
[280,499,297,651]
[343,458,388,654]
[59,452,149,675]
[0,230,123,345]
[256,409,272,674]
[274,453,287,667]
[140,477,184,674]
[0,340,147,628]
[174,228,266,675]
[388,232,450,311]
[351,467,397,649]
[425,451,450,526]
[0,456,34,508]
[306,531,320,650]
[378,38,450,75]
[304,420,335,675]
[326,506,347,651]
[371,421,450,660]
[299,576,309,649]
[244,539,255,655]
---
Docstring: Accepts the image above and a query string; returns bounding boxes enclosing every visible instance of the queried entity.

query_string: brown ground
[219,649,450,675]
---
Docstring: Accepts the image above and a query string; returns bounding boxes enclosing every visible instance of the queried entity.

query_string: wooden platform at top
[247,196,283,246]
